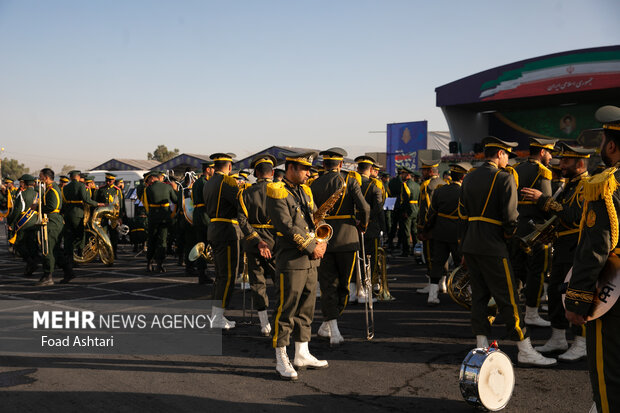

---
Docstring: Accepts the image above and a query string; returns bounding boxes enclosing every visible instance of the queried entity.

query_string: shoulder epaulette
[502,166,519,188]
[538,163,552,181]
[584,167,618,202]
[347,171,362,186]
[266,182,288,199]
[371,177,383,190]
[222,174,238,187]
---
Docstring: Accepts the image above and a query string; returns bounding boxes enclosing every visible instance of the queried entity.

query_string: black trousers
[548,260,585,337]
[511,241,551,307]
[318,251,357,320]
[246,250,275,311]
[212,240,240,309]
[430,239,460,283]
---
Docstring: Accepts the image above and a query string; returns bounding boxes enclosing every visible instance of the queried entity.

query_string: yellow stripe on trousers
[272,273,285,348]
[341,252,358,315]
[222,246,232,308]
[596,319,610,413]
[536,244,550,307]
[502,258,525,341]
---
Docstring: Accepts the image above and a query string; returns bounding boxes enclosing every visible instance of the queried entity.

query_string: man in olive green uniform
[204,153,242,329]
[511,137,557,327]
[58,176,69,188]
[398,167,419,258]
[131,177,148,252]
[356,156,386,296]
[192,161,214,284]
[95,172,124,257]
[459,136,555,367]
[84,176,97,199]
[564,105,620,413]
[36,168,65,286]
[145,171,178,273]
[521,142,594,362]
[7,175,38,275]
[176,170,196,273]
[311,147,370,346]
[237,154,278,336]
[266,151,328,380]
[424,162,471,305]
[61,170,103,282]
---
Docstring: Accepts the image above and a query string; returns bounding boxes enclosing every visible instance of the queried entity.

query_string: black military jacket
[266,179,319,270]
[191,175,209,225]
[310,170,370,252]
[61,180,99,220]
[204,171,242,242]
[459,161,518,257]
[567,166,620,316]
[360,176,385,239]
[238,178,276,250]
[387,176,403,210]
[425,181,461,243]
[417,175,443,231]
[514,159,552,237]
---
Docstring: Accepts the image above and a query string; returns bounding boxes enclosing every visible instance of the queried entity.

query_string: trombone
[356,231,374,340]
[35,179,49,256]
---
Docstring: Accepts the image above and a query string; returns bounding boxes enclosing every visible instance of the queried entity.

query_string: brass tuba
[73,197,119,266]
[447,265,498,323]
[188,242,213,263]
[313,177,347,243]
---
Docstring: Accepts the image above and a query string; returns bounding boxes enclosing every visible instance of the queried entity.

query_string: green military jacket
[459,161,518,257]
[266,179,319,270]
[145,181,178,223]
[537,172,588,264]
[61,180,99,220]
[360,176,385,239]
[400,178,420,218]
[238,178,276,250]
[7,187,37,230]
[425,181,461,243]
[96,184,125,215]
[191,175,209,226]
[310,170,370,252]
[566,166,620,316]
[43,182,63,227]
[515,159,553,237]
[417,175,443,232]
[204,172,242,242]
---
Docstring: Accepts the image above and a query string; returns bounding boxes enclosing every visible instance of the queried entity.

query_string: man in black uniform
[61,170,103,282]
[204,153,242,329]
[145,171,178,273]
[424,162,471,305]
[237,154,278,336]
[311,148,370,346]
[192,161,214,284]
[459,136,555,367]
[266,151,328,380]
[386,168,405,249]
[511,137,557,327]
[565,105,620,412]
[521,142,594,362]
[398,167,419,258]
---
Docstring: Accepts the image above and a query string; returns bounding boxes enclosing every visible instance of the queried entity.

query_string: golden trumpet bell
[315,222,333,243]
[189,242,206,262]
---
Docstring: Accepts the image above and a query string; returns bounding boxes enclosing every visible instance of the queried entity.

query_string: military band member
[237,154,278,336]
[58,175,69,188]
[266,151,328,380]
[356,155,386,299]
[176,169,196,273]
[36,168,65,286]
[204,153,242,329]
[95,172,124,257]
[459,136,555,367]
[192,161,214,284]
[564,105,620,412]
[84,176,97,199]
[511,137,556,327]
[417,157,443,290]
[549,157,565,194]
[273,168,285,183]
[60,170,103,282]
[398,167,419,258]
[7,175,38,275]
[311,147,370,346]
[144,171,177,272]
[424,162,471,305]
[521,143,594,361]
[131,177,148,252]
[386,168,404,249]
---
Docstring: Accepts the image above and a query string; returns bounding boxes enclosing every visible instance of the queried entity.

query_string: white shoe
[558,336,587,362]
[211,306,236,330]
[535,328,568,353]
[589,401,598,413]
[524,306,551,327]
[517,337,557,367]
[258,310,271,337]
[328,319,344,346]
[293,342,329,369]
[427,283,440,306]
[317,321,331,339]
[439,276,447,293]
[349,283,358,303]
[417,283,430,294]
[476,335,489,348]
[275,347,298,380]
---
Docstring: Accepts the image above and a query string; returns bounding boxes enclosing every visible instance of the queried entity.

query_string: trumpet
[519,216,558,254]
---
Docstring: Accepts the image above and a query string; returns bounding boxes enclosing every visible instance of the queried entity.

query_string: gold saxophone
[313,177,347,243]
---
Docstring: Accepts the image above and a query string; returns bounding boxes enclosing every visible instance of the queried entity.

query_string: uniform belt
[557,228,579,237]
[324,215,355,220]
[251,224,274,229]
[438,213,458,220]
[65,200,83,204]
[468,216,502,226]
[518,201,536,205]
[149,203,170,208]
[276,232,284,237]
[211,218,239,225]
[130,228,145,232]
[194,203,205,208]
[409,200,418,204]
[50,209,61,213]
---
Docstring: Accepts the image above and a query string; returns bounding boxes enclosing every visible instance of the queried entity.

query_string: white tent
[426,131,451,156]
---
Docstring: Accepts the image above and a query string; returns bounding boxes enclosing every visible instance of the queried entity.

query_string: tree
[60,165,76,176]
[1,158,30,180]
[147,145,179,162]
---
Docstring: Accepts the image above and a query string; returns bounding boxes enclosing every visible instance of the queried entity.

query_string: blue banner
[386,121,427,176]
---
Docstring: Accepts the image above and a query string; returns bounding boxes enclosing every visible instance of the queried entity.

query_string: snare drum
[459,346,514,411]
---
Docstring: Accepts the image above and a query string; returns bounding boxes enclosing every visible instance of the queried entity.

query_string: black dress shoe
[35,274,54,287]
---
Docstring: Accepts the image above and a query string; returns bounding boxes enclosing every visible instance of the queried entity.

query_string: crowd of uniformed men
[1,105,619,411]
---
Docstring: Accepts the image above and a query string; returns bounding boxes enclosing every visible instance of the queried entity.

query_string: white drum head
[477,351,514,411]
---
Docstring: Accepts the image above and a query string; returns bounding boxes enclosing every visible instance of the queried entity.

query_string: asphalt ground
[0,232,592,413]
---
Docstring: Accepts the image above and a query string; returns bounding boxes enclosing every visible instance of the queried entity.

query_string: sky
[0,0,618,172]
